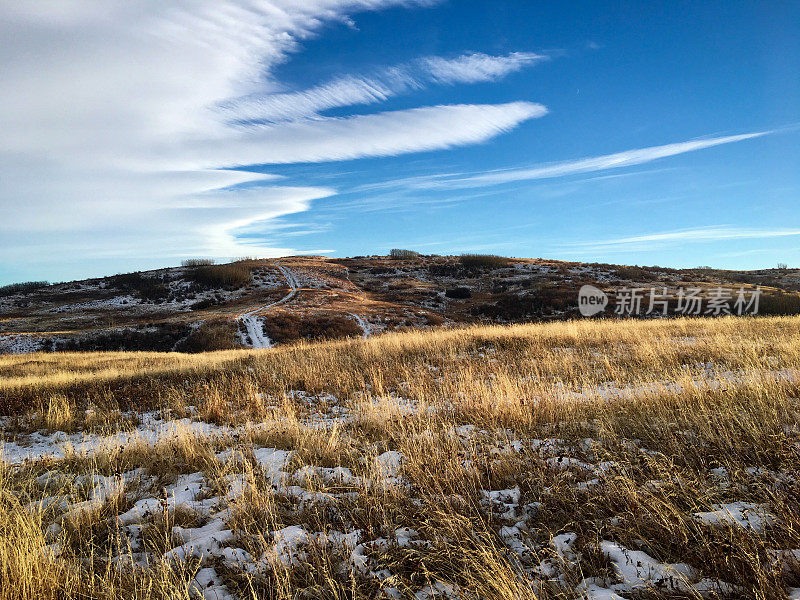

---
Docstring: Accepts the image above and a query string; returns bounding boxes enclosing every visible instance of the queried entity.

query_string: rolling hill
[2,254,799,353]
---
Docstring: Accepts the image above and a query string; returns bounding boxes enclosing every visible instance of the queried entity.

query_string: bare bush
[175,320,240,352]
[389,249,420,259]
[445,286,472,299]
[108,272,170,301]
[613,265,658,281]
[263,313,363,343]
[459,254,510,268]
[759,290,800,315]
[184,263,252,289]
[0,281,49,296]
[181,258,215,267]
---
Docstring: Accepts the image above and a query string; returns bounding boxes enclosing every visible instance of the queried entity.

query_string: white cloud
[383,132,768,190]
[222,71,420,123]
[562,226,800,254]
[602,226,800,244]
[422,51,548,84]
[0,1,543,278]
[186,102,547,166]
[224,51,547,123]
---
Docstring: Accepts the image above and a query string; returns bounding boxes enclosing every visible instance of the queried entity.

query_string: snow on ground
[4,352,799,598]
[5,413,417,599]
[0,333,48,354]
[348,312,372,338]
[4,402,795,599]
[694,502,775,532]
[0,412,233,465]
[549,366,799,403]
[239,315,272,349]
[45,294,140,313]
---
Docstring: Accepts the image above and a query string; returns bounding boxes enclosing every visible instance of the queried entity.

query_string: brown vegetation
[1,317,800,598]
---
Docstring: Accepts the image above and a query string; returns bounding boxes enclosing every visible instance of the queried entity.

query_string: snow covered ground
[3,384,798,599]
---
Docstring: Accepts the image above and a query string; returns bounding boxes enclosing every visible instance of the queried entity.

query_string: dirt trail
[348,312,371,339]
[238,263,299,348]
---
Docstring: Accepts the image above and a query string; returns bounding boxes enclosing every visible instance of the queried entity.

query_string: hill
[2,254,800,353]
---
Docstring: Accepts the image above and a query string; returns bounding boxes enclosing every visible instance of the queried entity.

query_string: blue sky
[1,1,798,284]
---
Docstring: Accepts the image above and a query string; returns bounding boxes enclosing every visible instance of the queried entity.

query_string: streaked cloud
[224,51,548,123]
[375,132,768,190]
[190,102,547,166]
[562,226,800,254]
[422,51,547,84]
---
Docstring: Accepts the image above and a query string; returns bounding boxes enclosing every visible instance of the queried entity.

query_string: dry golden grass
[1,316,800,599]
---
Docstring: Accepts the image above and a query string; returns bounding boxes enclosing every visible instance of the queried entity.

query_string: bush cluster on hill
[389,249,420,259]
[445,287,472,299]
[54,324,190,352]
[0,281,49,296]
[263,313,363,344]
[175,320,240,352]
[613,265,659,281]
[184,263,252,289]
[459,254,510,268]
[759,291,800,315]
[108,272,170,301]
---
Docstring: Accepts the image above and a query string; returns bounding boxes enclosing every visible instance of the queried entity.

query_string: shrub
[189,298,217,311]
[614,265,658,281]
[389,249,420,259]
[54,324,191,352]
[445,287,472,299]
[263,313,363,344]
[428,264,463,277]
[181,258,215,267]
[109,272,170,301]
[0,281,49,296]
[185,263,252,289]
[459,254,510,268]
[758,291,800,315]
[474,286,577,320]
[175,321,240,353]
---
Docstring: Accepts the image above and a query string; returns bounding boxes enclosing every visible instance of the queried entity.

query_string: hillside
[1,317,799,599]
[2,254,800,353]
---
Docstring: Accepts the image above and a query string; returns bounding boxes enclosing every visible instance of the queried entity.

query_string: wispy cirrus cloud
[189,102,547,166]
[422,51,547,84]
[224,51,548,123]
[362,131,769,192]
[561,226,800,254]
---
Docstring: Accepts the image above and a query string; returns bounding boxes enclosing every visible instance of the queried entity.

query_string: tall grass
[1,316,800,598]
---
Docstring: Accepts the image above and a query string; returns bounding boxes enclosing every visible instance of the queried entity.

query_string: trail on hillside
[343,268,371,338]
[344,267,367,300]
[238,263,299,349]
[348,312,371,339]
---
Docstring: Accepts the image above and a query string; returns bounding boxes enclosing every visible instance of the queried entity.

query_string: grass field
[1,316,799,599]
